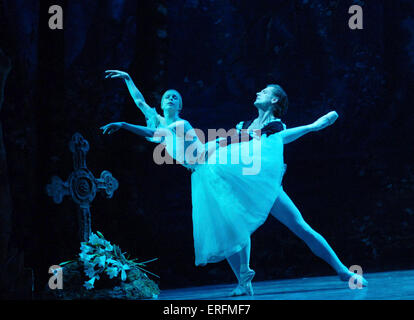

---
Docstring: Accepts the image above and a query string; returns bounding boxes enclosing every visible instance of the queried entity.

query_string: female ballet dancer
[225,85,367,296]
[101,70,367,296]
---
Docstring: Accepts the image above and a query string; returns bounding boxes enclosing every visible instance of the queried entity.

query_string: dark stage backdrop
[0,0,413,295]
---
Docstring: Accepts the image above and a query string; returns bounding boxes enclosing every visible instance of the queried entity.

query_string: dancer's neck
[163,110,180,126]
[254,109,277,128]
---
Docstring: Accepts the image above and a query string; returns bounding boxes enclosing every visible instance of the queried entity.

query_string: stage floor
[157,269,414,300]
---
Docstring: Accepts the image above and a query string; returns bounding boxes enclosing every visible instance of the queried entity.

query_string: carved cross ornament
[46,133,119,242]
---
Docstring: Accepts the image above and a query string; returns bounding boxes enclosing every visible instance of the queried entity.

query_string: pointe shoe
[339,271,368,287]
[230,270,255,296]
[324,111,339,125]
[230,282,254,297]
[240,269,256,284]
[313,111,339,131]
[230,284,247,296]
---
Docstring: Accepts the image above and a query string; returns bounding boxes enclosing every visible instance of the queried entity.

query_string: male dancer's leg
[269,189,367,284]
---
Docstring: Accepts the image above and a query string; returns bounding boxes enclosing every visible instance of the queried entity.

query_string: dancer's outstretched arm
[280,111,338,144]
[100,122,157,138]
[105,70,160,125]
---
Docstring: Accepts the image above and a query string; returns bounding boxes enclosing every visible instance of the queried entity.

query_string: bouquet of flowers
[78,231,158,290]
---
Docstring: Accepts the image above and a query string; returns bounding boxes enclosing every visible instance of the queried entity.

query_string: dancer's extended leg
[270,190,367,285]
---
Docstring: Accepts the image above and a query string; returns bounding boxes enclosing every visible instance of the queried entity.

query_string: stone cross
[46,133,119,242]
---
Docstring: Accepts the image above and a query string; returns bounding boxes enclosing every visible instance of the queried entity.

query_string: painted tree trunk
[0,49,12,265]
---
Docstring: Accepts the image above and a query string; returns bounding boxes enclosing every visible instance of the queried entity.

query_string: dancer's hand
[100,122,124,135]
[105,70,130,80]
[310,111,338,132]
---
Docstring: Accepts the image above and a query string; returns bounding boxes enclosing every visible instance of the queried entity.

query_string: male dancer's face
[254,87,278,111]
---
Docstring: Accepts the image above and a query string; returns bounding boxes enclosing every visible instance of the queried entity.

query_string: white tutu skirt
[188,133,285,266]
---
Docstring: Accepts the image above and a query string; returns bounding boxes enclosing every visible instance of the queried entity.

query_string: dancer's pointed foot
[230,282,254,297]
[230,269,255,297]
[311,111,339,132]
[339,271,368,287]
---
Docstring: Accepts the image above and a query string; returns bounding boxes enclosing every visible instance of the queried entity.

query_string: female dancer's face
[254,87,278,112]
[161,90,182,114]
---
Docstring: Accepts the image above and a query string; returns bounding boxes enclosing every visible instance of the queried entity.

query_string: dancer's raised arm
[280,111,338,144]
[105,70,160,126]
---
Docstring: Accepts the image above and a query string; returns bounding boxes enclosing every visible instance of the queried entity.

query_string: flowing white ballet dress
[147,117,286,266]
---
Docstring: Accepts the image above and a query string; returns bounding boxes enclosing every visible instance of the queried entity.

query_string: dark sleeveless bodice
[241,119,285,135]
[220,119,285,145]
